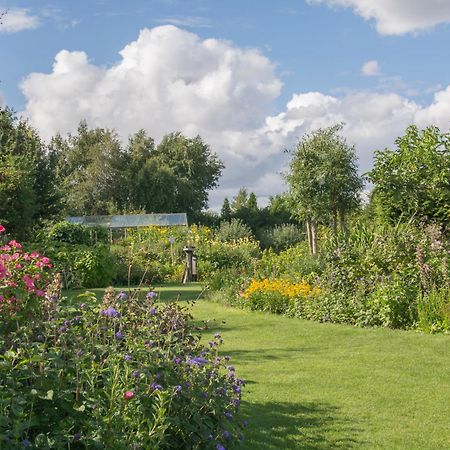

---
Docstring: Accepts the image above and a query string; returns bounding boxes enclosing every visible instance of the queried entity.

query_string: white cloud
[309,0,450,35]
[362,60,380,76]
[19,26,450,209]
[0,8,40,34]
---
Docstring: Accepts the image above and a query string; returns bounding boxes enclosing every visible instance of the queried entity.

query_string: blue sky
[1,0,450,208]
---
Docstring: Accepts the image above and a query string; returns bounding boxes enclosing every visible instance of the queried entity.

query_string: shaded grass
[62,285,450,449]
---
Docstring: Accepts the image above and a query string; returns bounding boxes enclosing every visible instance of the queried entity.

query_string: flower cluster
[243,278,318,300]
[0,225,53,323]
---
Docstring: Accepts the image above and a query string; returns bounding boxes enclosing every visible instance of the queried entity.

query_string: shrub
[417,288,450,333]
[215,219,254,242]
[260,224,304,251]
[0,250,245,448]
[46,221,109,246]
[0,225,53,334]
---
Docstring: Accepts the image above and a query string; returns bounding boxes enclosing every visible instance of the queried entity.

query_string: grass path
[67,285,450,449]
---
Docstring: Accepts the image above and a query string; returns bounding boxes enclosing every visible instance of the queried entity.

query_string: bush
[417,288,450,333]
[46,221,109,246]
[44,243,117,289]
[215,219,254,242]
[0,252,245,448]
[260,224,304,251]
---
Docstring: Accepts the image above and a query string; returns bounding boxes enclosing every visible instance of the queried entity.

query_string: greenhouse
[66,213,188,229]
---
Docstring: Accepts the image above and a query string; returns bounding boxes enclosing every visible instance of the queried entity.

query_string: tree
[231,188,248,213]
[56,122,128,215]
[247,192,258,211]
[149,132,224,213]
[221,198,232,221]
[369,125,450,226]
[0,107,58,237]
[285,124,363,254]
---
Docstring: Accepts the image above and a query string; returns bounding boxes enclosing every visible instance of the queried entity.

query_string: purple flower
[151,383,163,391]
[224,411,233,420]
[101,307,120,318]
[216,444,226,450]
[173,357,182,364]
[146,291,157,299]
[175,385,182,392]
[118,290,128,301]
[190,356,209,366]
[226,365,235,372]
[233,385,241,394]
[21,438,31,448]
[233,398,240,408]
[132,370,140,378]
[242,420,249,428]
[149,307,157,316]
[124,354,132,361]
[223,430,231,439]
[59,326,67,333]
[115,331,124,340]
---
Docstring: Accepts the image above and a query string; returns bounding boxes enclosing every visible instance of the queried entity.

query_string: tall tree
[150,132,224,213]
[247,192,258,211]
[285,124,363,254]
[369,125,450,225]
[221,197,232,221]
[0,107,58,237]
[231,188,248,213]
[56,122,127,215]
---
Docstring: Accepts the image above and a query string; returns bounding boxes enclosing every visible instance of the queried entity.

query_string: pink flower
[15,264,22,269]
[30,252,39,259]
[0,224,5,233]
[41,257,50,264]
[9,240,22,249]
[23,253,31,261]
[36,261,44,268]
[123,391,134,400]
[36,290,46,297]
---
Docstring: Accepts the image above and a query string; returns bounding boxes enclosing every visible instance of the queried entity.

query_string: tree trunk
[306,219,313,255]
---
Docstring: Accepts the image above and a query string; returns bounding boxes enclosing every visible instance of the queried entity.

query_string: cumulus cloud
[361,60,380,76]
[309,0,450,35]
[0,8,40,34]
[19,26,450,209]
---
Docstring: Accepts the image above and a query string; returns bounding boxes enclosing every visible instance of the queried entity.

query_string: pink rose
[0,224,5,233]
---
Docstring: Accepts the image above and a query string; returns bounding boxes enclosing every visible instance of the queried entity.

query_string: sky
[1,0,450,209]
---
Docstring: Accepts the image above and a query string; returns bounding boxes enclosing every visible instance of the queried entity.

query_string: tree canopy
[369,125,450,226]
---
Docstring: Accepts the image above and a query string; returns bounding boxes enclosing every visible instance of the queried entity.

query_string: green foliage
[55,122,127,215]
[286,123,363,227]
[369,125,450,225]
[128,131,224,213]
[216,218,254,242]
[221,197,232,221]
[260,224,304,251]
[417,288,450,333]
[46,221,108,246]
[0,287,245,448]
[197,237,260,290]
[45,243,117,289]
[257,243,323,282]
[0,108,59,238]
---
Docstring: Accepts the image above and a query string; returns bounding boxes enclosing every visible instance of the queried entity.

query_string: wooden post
[182,246,195,283]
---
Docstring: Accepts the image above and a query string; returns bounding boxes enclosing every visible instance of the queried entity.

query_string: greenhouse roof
[66,213,188,228]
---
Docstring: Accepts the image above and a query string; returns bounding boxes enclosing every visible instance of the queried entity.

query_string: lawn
[67,285,450,449]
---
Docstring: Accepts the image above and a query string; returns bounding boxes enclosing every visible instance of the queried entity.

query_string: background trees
[285,124,363,254]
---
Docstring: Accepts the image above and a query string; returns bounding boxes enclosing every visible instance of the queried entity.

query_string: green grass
[64,285,450,449]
